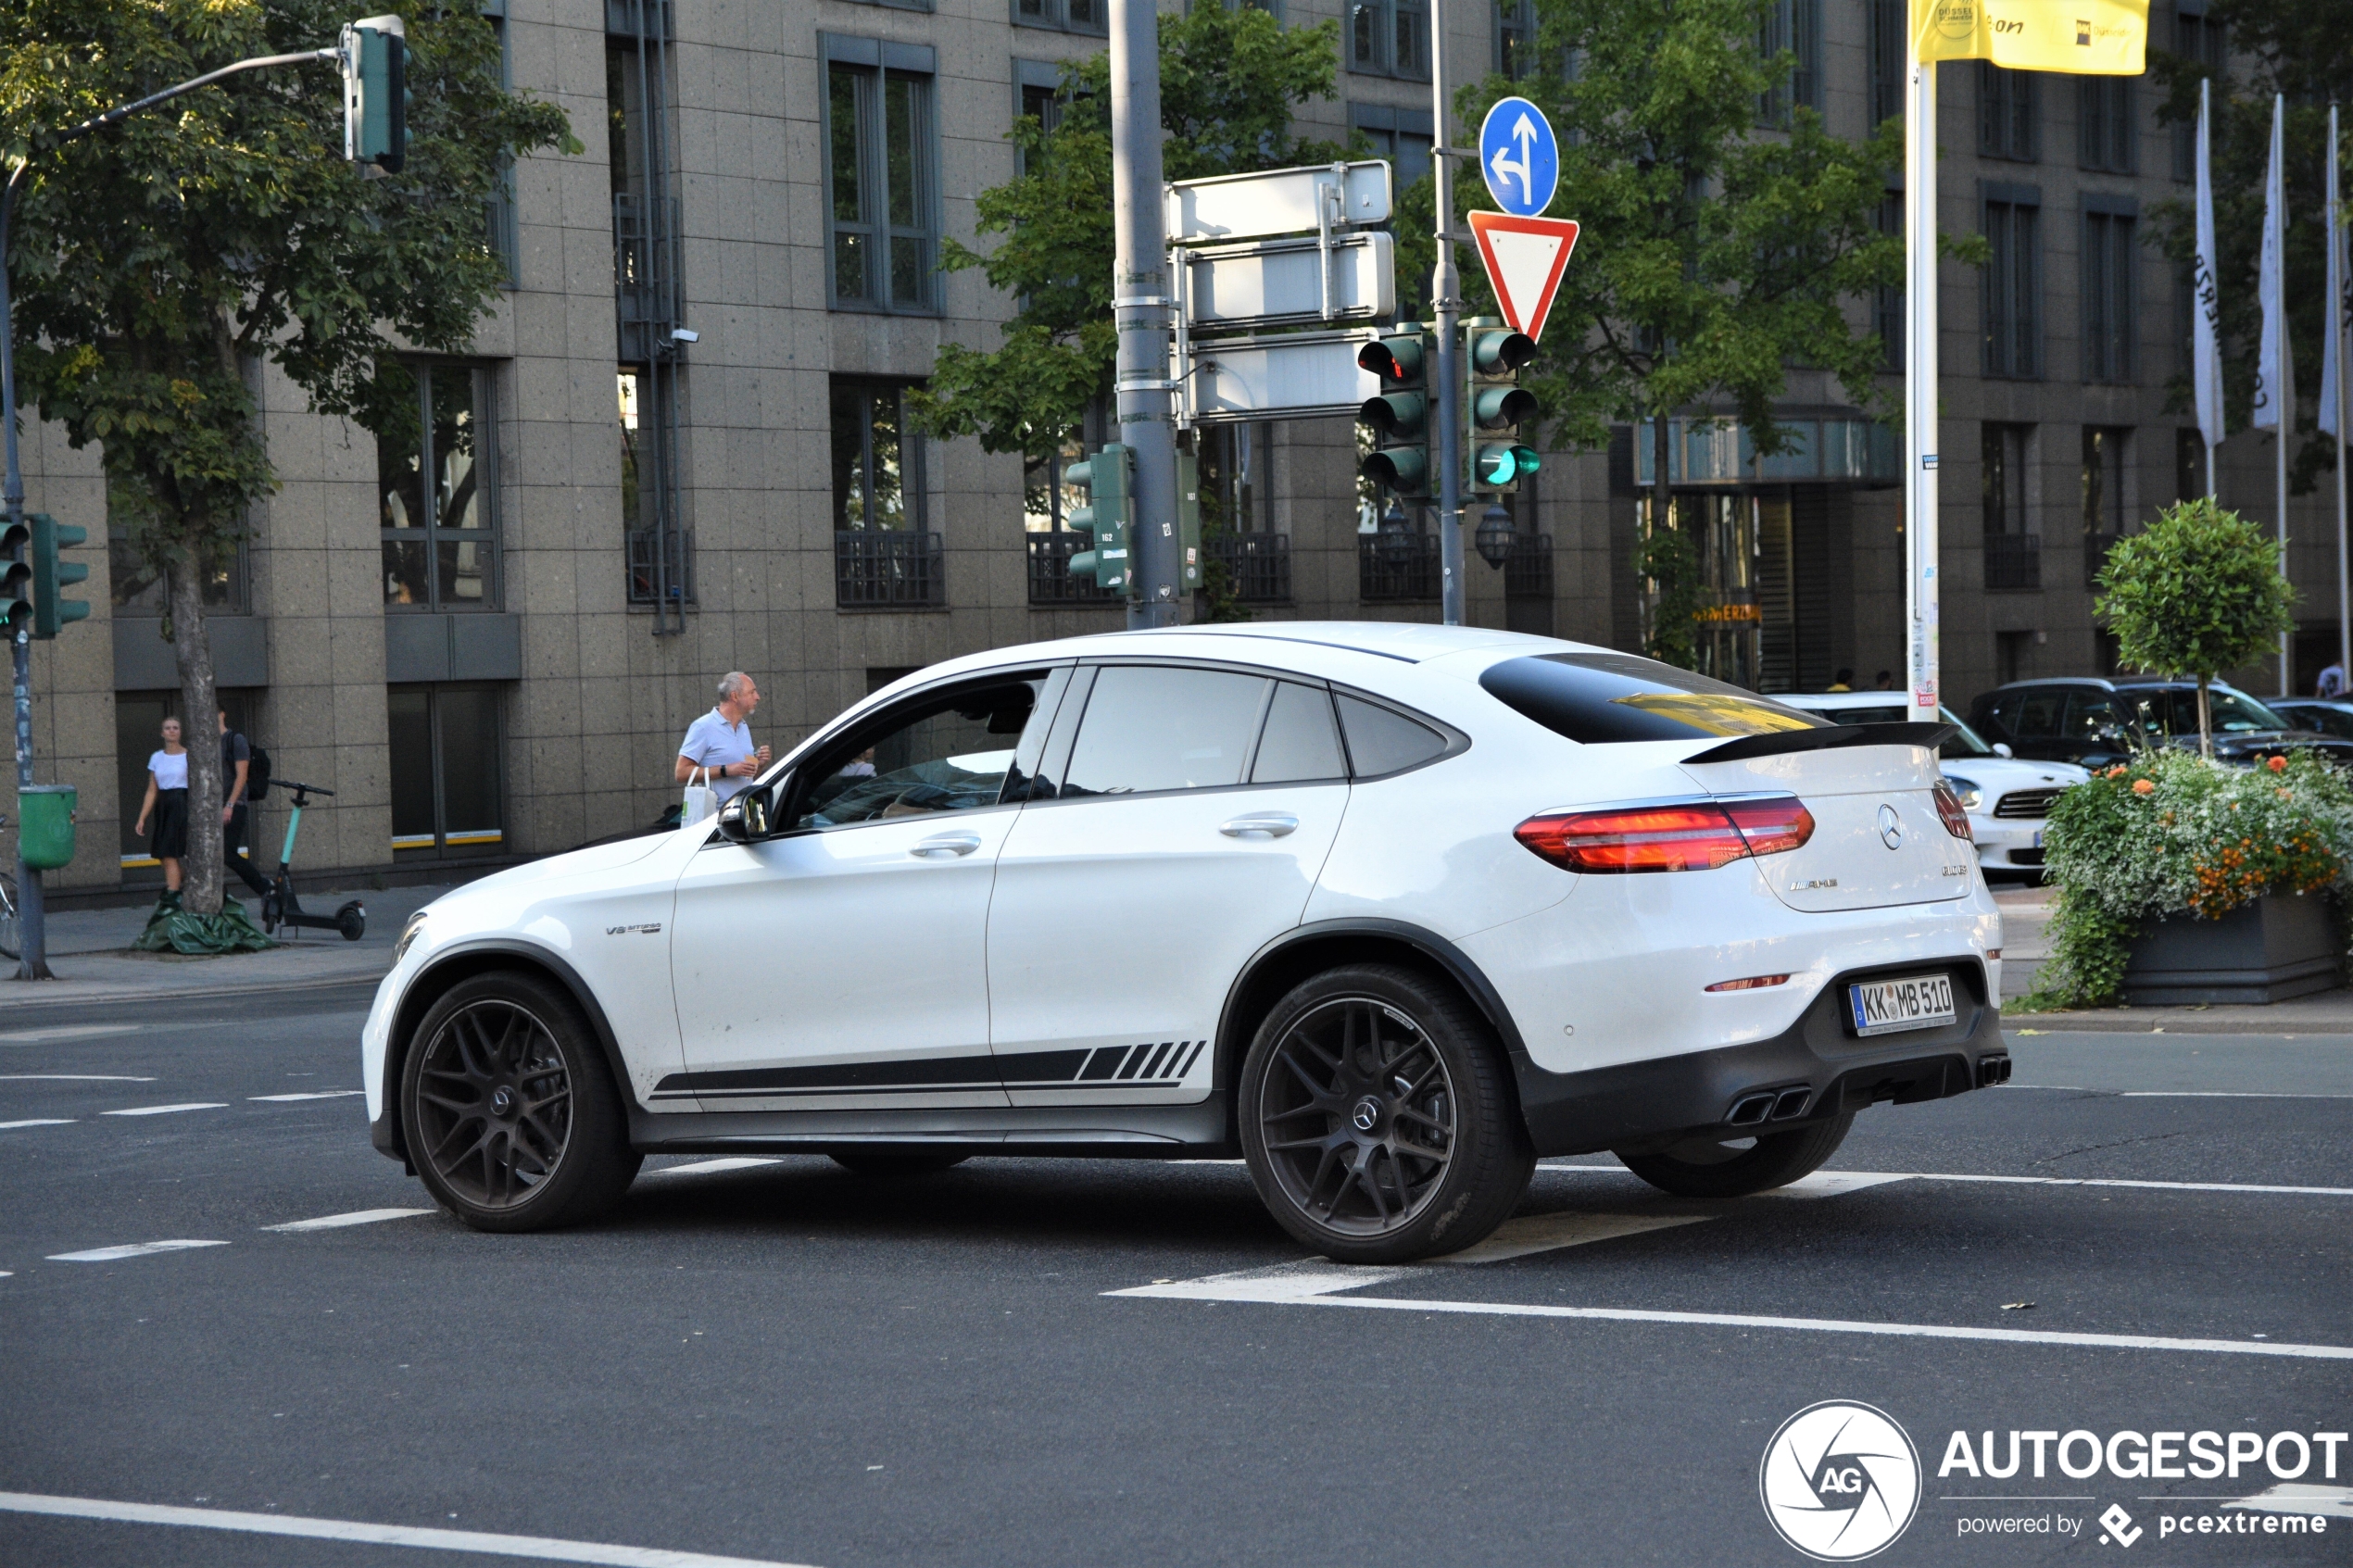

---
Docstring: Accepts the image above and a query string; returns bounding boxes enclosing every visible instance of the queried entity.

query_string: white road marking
[1108,1271,2353,1360]
[262,1208,434,1233]
[1442,1211,1712,1264]
[0,1024,140,1044]
[1539,1167,2353,1198]
[100,1102,228,1117]
[0,1118,76,1130]
[1749,1171,1917,1199]
[0,1491,821,1567]
[2226,1484,2353,1518]
[46,1240,230,1263]
[247,1090,366,1102]
[2017,1085,2353,1100]
[647,1157,786,1178]
[0,1073,157,1083]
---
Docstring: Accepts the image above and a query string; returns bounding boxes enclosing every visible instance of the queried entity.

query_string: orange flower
[2269,755,2288,772]
[2133,778,2156,795]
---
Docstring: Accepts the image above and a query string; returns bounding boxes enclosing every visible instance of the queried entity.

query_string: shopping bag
[680,766,718,828]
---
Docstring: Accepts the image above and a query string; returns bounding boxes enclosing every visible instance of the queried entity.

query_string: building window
[1983,422,2039,592]
[2082,426,2130,586]
[1497,0,1536,81]
[1350,0,1428,81]
[1014,0,1102,32]
[1868,0,1904,127]
[1982,192,2042,379]
[2177,426,2208,500]
[2082,206,2137,383]
[1351,107,1433,189]
[107,478,241,614]
[379,362,498,611]
[116,689,258,876]
[1874,190,1904,370]
[1757,0,1821,124]
[1977,65,2040,162]
[2171,4,2225,181]
[833,378,942,608]
[2078,76,2136,174]
[620,367,690,609]
[388,684,506,859]
[824,44,939,313]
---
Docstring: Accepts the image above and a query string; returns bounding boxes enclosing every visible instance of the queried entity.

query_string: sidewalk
[1,884,453,1007]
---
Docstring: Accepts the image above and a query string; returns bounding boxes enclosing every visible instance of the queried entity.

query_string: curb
[2006,1011,2353,1035]
[1,966,391,1008]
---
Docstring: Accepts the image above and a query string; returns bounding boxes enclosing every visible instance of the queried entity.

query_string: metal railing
[1203,532,1292,604]
[1026,533,1123,605]
[1982,533,2042,593]
[837,530,945,608]
[1504,532,1554,600]
[1359,533,1442,602]
[612,193,683,361]
[625,527,693,608]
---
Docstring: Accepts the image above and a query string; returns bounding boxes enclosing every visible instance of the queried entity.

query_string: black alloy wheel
[401,972,639,1232]
[1240,964,1532,1263]
[1615,1112,1855,1199]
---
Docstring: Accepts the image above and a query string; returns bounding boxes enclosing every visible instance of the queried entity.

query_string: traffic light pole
[1429,20,1466,627]
[1109,0,1180,629]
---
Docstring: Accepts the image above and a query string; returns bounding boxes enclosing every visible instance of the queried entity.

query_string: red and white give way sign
[1467,212,1580,343]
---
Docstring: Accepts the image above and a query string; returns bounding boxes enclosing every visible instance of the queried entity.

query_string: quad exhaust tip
[1977,1054,2012,1087]
[1727,1087,1814,1127]
[1769,1087,1812,1120]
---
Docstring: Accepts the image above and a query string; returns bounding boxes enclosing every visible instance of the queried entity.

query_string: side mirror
[715,773,787,844]
[1993,742,2014,759]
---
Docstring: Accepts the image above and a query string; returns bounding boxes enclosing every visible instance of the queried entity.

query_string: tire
[1615,1113,1856,1199]
[1239,963,1533,1264]
[829,1150,971,1177]
[336,901,367,942]
[258,886,283,934]
[400,971,641,1232]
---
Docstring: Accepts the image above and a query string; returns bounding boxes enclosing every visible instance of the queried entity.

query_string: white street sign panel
[1178,232,1395,329]
[1467,211,1580,342]
[1182,332,1381,425]
[1165,161,1392,245]
[1478,96,1560,218]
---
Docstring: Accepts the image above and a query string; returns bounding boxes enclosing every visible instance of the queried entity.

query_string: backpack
[245,740,273,803]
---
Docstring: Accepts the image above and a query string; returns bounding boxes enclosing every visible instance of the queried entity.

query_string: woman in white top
[132,716,191,893]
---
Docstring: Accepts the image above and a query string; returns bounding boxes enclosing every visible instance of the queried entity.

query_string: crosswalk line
[1750,1171,1917,1199]
[46,1240,230,1263]
[0,1119,76,1131]
[647,1156,786,1178]
[0,1074,156,1083]
[262,1208,434,1233]
[1443,1211,1712,1264]
[2226,1484,2353,1518]
[247,1091,366,1102]
[101,1103,227,1118]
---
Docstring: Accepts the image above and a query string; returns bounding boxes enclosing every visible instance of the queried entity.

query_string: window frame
[1012,0,1103,33]
[1977,63,2041,163]
[1496,0,1536,81]
[1981,184,2043,380]
[821,35,942,316]
[1756,0,1822,126]
[2077,74,2137,175]
[2081,198,2138,384]
[1348,0,1430,82]
[379,360,503,614]
[831,376,929,534]
[388,681,508,859]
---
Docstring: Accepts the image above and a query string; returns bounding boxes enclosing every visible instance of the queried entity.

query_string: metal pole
[1431,17,1465,627]
[1109,0,1179,629]
[1903,54,1939,725]
[2275,95,2293,698]
[2331,103,2348,688]
[2,166,50,979]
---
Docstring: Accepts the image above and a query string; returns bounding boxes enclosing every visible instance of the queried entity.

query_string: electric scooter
[259,781,367,941]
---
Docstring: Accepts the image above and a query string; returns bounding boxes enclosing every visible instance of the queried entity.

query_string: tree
[2149,0,2351,492]
[2095,497,2296,758]
[1414,0,1902,666]
[907,4,1352,468]
[2,0,574,919]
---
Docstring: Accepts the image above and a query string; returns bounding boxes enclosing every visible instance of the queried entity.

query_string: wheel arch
[378,939,635,1164]
[1213,919,1529,1138]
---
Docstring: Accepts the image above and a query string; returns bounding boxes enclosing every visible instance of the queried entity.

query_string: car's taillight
[1932,781,1973,841]
[1514,796,1814,874]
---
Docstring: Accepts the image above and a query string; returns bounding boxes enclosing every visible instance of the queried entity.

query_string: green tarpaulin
[132,893,278,955]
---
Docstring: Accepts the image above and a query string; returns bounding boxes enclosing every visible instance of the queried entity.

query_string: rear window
[1479,653,1823,745]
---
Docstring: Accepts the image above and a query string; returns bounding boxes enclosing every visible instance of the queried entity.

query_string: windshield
[2123,688,2289,737]
[1782,702,1993,759]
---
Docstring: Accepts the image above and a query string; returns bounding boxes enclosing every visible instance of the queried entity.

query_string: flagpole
[2269,94,2292,697]
[2196,77,2223,500]
[2330,103,2348,686]
[1903,44,1938,727]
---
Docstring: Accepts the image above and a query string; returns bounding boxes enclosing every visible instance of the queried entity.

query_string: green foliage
[1636,519,1699,668]
[1437,0,1905,458]
[907,4,1350,457]
[2023,749,2353,1009]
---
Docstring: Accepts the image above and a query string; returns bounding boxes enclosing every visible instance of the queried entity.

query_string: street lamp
[1378,498,1416,567]
[1474,501,1516,570]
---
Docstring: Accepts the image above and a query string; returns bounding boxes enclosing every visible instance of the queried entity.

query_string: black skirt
[149,787,189,860]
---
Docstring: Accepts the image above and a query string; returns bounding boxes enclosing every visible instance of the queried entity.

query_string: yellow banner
[1912,0,2147,74]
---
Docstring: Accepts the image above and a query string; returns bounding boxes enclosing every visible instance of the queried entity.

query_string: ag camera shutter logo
[1759,1400,1922,1561]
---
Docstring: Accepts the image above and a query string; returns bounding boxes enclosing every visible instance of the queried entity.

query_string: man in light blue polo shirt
[675,671,772,803]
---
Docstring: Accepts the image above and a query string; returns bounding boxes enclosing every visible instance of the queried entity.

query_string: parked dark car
[1968,677,2353,769]
[2266,699,2353,743]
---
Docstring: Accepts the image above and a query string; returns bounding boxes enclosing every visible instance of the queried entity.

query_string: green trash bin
[18,784,77,871]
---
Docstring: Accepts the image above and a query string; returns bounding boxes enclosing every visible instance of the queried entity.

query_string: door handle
[910,831,984,859]
[1219,812,1299,839]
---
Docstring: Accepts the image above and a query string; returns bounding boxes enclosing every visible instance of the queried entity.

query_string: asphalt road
[2,985,2348,1567]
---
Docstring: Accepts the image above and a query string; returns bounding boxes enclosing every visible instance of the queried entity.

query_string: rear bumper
[1510,957,2006,1158]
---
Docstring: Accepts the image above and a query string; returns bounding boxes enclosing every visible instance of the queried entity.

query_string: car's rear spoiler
[1683,721,1955,765]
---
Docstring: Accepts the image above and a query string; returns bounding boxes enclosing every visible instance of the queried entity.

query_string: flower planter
[2120,892,2343,1006]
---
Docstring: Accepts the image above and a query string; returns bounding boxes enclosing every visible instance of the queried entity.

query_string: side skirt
[625,1095,1234,1160]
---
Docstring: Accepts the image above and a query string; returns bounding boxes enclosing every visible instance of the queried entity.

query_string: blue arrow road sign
[1478,96,1558,218]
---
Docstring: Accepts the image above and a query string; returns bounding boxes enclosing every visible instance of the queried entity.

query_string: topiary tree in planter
[2092,498,2296,758]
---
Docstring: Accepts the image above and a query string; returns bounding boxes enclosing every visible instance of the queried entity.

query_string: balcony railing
[1504,533,1554,600]
[1359,533,1442,602]
[1983,533,2042,593]
[1026,533,1123,605]
[837,530,945,608]
[1203,532,1292,604]
[625,527,693,608]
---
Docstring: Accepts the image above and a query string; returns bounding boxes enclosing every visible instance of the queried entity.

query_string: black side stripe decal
[652,1041,1207,1098]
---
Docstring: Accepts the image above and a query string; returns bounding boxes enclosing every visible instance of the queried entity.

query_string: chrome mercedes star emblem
[1877,804,1904,850]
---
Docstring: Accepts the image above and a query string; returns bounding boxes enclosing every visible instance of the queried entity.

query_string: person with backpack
[219,709,271,899]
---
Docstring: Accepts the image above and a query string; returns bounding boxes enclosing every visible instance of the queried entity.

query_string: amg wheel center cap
[1350,1096,1384,1134]
[490,1085,517,1117]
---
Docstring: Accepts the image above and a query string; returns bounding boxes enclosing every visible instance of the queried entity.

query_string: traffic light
[30,514,92,639]
[1066,443,1135,593]
[1,516,31,636]
[1466,326,1541,493]
[342,15,409,174]
[1357,330,1434,499]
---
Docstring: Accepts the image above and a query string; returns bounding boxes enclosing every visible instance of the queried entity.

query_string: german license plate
[1848,973,1957,1036]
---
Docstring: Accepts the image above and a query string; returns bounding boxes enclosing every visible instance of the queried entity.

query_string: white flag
[2323,102,2347,438]
[2254,94,2295,432]
[2193,80,2227,451]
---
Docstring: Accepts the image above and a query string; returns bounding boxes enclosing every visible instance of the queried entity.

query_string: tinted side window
[1337,696,1448,777]
[1252,682,1348,784]
[797,678,1042,829]
[2008,691,2065,739]
[2061,692,2119,741]
[1063,667,1270,796]
[1478,652,1822,743]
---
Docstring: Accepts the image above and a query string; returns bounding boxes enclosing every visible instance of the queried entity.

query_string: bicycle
[0,815,17,961]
